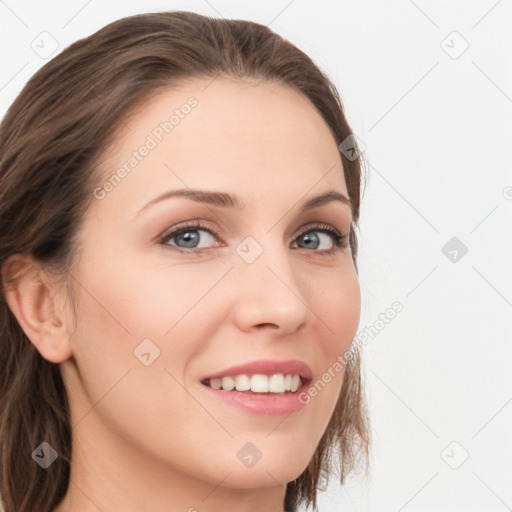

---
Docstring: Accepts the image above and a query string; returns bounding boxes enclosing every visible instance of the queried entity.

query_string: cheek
[67,253,230,410]
[315,270,360,395]
[66,260,222,464]
[313,266,361,354]
[75,247,224,342]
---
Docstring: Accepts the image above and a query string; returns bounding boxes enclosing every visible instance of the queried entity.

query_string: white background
[1,1,511,511]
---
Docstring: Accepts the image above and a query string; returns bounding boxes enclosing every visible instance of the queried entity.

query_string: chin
[217,454,312,489]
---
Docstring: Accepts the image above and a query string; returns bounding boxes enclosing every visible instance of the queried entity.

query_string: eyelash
[158,220,349,256]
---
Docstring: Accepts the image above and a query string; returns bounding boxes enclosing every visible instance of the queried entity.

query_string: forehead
[93,76,348,219]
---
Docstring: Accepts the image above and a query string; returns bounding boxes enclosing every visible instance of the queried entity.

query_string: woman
[0,11,369,512]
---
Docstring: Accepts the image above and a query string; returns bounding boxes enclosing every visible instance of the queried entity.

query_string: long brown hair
[0,11,369,512]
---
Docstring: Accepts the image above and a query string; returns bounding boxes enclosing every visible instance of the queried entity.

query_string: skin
[4,76,360,512]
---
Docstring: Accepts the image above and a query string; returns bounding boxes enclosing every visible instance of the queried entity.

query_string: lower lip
[200,380,311,415]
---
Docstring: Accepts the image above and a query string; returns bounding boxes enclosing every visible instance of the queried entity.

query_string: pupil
[178,231,199,248]
[302,232,319,249]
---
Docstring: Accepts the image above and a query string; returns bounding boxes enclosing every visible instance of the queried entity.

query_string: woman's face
[61,77,360,495]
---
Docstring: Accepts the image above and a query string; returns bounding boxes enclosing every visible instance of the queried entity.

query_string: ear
[1,254,73,363]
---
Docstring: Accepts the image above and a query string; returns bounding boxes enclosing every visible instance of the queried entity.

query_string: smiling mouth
[201,373,309,395]
[201,381,295,396]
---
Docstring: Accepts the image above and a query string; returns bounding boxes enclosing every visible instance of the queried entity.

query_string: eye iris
[301,232,319,249]
[177,230,199,248]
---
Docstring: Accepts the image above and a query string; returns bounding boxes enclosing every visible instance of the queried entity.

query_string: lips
[200,359,313,382]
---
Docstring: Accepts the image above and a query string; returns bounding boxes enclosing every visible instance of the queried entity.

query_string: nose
[229,237,311,335]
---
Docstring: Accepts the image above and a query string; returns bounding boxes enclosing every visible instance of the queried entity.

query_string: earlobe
[1,254,73,363]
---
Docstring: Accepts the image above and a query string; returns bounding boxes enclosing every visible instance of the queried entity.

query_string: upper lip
[201,359,313,382]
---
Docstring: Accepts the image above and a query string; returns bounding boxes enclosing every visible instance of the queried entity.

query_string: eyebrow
[134,188,352,219]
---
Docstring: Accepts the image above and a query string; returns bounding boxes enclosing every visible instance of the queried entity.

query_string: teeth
[221,376,235,391]
[251,374,269,392]
[290,374,301,392]
[210,378,222,390]
[268,374,285,393]
[206,373,303,393]
[235,374,251,391]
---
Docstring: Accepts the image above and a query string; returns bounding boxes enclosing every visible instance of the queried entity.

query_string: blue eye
[162,223,216,250]
[292,225,348,252]
[159,220,220,253]
[159,221,349,255]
